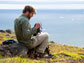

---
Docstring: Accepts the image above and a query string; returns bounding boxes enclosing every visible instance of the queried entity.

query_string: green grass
[1,57,45,63]
[0,32,84,63]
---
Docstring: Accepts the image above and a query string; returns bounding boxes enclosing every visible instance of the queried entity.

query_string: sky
[0,0,84,9]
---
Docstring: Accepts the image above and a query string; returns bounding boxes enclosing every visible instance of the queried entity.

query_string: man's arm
[22,19,37,39]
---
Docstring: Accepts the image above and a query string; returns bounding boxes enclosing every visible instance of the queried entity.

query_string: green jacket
[14,14,37,47]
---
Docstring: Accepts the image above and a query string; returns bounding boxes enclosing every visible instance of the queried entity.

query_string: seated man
[14,5,49,58]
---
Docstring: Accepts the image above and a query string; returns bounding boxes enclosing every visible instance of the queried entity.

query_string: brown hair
[23,5,36,14]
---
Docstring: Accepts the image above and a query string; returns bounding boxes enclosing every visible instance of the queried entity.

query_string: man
[14,5,49,57]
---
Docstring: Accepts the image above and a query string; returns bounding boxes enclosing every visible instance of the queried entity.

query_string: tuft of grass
[0,57,46,63]
[56,52,83,60]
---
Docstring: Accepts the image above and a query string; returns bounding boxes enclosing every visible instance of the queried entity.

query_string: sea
[0,9,84,47]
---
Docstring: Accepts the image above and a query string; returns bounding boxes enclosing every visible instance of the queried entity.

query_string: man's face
[27,12,35,19]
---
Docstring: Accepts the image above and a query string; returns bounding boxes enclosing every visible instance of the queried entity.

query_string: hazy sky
[0,0,84,9]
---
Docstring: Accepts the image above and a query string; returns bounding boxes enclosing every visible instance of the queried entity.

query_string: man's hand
[35,22,40,29]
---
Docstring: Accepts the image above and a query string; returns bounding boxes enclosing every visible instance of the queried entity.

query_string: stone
[5,29,13,34]
[0,30,6,33]
[0,43,28,57]
[50,41,55,43]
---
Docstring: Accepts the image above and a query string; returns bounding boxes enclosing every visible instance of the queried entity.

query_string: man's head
[23,5,36,19]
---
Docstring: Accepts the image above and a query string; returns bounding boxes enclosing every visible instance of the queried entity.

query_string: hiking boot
[48,54,54,58]
[43,54,54,58]
[34,52,45,58]
[34,52,54,58]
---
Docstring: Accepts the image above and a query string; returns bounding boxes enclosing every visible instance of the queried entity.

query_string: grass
[0,32,84,63]
[0,57,46,63]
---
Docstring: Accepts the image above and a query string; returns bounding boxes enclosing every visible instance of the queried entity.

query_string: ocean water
[0,9,84,47]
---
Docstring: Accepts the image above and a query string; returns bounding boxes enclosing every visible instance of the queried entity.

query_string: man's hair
[23,5,36,14]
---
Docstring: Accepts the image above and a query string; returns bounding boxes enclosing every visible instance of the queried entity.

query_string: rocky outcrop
[5,29,13,34]
[0,30,6,33]
[0,29,13,34]
[0,43,28,57]
[50,41,55,43]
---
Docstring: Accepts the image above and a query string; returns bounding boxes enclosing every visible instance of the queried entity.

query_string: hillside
[0,32,84,63]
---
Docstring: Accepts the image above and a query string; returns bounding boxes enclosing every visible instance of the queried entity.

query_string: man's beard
[27,14,31,19]
[28,16,31,19]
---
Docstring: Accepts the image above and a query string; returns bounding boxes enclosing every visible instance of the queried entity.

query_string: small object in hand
[33,23,42,36]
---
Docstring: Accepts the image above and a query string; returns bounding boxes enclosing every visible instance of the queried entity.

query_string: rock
[0,30,6,33]
[0,43,28,57]
[10,43,28,56]
[50,41,55,43]
[5,29,13,34]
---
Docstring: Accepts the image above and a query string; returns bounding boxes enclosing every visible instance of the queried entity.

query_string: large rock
[10,43,28,56]
[0,43,28,57]
[0,30,6,33]
[5,29,13,34]
[50,41,55,43]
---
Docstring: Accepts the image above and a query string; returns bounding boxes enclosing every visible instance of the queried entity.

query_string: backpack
[2,40,18,45]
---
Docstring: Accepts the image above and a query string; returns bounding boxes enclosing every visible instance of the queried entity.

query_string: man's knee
[44,32,49,39]
[37,32,49,41]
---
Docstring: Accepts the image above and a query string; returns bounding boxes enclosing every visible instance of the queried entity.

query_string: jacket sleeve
[22,19,37,39]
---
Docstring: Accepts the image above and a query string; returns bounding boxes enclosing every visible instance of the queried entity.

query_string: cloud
[0,0,84,9]
[0,4,84,9]
[0,0,84,2]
